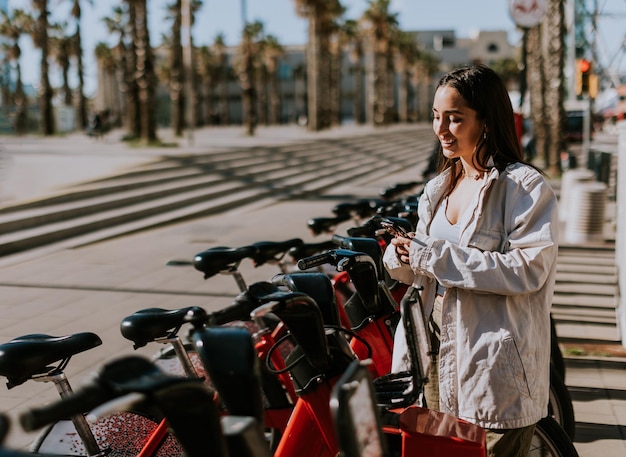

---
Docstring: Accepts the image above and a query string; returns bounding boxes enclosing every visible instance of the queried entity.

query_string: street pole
[566,0,577,101]
[241,0,248,28]
[182,0,195,146]
[582,95,591,163]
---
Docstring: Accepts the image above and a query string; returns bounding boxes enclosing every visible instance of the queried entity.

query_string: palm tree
[328,21,343,126]
[261,34,284,125]
[196,45,218,125]
[66,0,92,129]
[361,0,398,126]
[49,22,73,107]
[0,9,29,133]
[94,42,120,125]
[294,0,344,131]
[393,30,419,123]
[101,4,132,131]
[31,0,54,135]
[235,20,263,136]
[212,33,229,125]
[342,19,364,124]
[526,26,547,167]
[526,0,566,176]
[411,50,439,122]
[544,0,567,177]
[128,0,157,143]
[166,0,185,136]
[117,2,140,138]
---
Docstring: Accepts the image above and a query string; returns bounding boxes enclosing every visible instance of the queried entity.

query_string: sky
[6,0,626,97]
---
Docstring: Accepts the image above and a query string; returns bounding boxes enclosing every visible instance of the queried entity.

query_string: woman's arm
[407,174,559,295]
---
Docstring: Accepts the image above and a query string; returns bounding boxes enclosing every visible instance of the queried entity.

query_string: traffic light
[575,59,592,96]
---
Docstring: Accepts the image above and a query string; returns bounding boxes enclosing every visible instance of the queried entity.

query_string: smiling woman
[384,64,560,457]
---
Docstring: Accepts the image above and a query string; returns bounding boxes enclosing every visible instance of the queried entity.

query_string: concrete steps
[552,244,620,342]
[0,127,434,258]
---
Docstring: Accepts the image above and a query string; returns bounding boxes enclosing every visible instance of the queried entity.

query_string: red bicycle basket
[399,406,486,457]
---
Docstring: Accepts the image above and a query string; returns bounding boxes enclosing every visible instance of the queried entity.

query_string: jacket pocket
[502,336,531,398]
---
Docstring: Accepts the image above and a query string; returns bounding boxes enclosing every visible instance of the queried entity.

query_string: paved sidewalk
[0,125,625,455]
[0,124,397,204]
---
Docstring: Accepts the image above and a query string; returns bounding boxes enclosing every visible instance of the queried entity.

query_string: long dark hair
[435,64,527,188]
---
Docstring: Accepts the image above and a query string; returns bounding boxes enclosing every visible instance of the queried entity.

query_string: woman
[383,64,559,456]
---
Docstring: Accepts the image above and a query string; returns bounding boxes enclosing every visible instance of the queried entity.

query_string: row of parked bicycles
[0,180,579,456]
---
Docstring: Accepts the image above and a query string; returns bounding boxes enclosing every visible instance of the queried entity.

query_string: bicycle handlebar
[296,250,334,270]
[297,248,374,273]
[20,384,109,431]
[208,299,257,326]
[207,281,281,326]
[20,356,188,432]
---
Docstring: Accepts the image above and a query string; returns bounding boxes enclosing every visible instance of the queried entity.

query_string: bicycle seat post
[33,372,106,457]
[230,270,247,292]
[155,336,199,379]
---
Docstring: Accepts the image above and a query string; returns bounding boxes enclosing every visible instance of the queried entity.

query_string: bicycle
[158,225,575,446]
[123,205,576,454]
[293,246,578,455]
[119,266,577,456]
[199,281,487,456]
[116,264,485,456]
[19,350,271,457]
[0,333,183,456]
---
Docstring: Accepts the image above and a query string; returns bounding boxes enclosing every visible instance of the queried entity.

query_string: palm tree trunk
[545,0,566,176]
[397,68,408,123]
[219,74,229,125]
[37,0,54,135]
[126,1,140,138]
[372,50,387,125]
[14,62,27,134]
[240,49,256,135]
[329,47,341,127]
[527,26,548,169]
[257,66,268,126]
[115,44,128,128]
[134,0,157,143]
[320,30,332,129]
[170,0,184,137]
[269,68,280,125]
[219,78,229,125]
[75,25,87,129]
[306,10,322,131]
[352,64,364,124]
[61,59,72,106]
[384,53,394,124]
[526,0,567,177]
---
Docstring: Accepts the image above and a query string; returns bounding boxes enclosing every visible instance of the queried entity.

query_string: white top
[430,197,461,245]
[430,198,461,296]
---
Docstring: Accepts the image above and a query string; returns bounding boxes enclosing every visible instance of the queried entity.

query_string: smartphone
[380,218,410,238]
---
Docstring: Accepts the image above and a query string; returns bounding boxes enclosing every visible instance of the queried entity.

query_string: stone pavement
[0,125,625,455]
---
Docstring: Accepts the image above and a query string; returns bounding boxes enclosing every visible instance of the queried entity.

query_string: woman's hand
[390,233,414,264]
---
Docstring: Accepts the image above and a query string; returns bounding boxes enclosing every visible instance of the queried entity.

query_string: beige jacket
[383,162,559,429]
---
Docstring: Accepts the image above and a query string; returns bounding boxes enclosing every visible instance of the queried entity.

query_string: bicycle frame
[238,283,485,457]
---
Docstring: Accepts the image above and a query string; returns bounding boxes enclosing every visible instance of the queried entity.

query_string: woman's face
[432,85,484,162]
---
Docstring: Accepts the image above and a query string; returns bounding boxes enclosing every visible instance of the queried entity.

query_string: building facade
[95,29,519,128]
